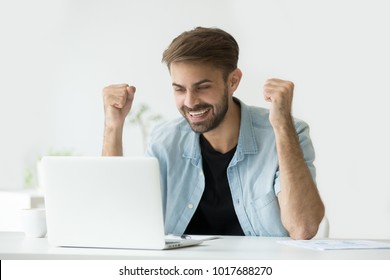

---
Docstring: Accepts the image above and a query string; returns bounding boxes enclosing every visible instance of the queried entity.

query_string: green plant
[38,149,75,160]
[126,103,163,151]
[24,149,75,188]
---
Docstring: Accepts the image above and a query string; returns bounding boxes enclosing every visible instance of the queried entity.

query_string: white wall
[1,0,389,239]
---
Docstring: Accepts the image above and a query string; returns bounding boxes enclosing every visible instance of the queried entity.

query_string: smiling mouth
[188,109,210,117]
[185,108,211,123]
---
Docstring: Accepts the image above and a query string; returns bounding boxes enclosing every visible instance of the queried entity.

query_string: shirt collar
[235,98,258,155]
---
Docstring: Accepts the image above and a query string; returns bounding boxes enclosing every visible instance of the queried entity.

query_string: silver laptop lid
[41,156,167,249]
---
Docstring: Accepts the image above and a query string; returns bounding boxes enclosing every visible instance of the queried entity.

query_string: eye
[197,85,210,91]
[173,87,186,93]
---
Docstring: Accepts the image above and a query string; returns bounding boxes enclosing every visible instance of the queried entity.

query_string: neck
[202,99,241,154]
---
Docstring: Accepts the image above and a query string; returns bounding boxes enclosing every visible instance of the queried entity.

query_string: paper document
[278,239,390,251]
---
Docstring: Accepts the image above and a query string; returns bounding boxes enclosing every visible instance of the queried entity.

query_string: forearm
[102,125,124,156]
[275,119,324,239]
[101,84,136,156]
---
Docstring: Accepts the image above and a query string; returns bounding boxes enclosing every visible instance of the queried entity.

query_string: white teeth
[189,109,208,117]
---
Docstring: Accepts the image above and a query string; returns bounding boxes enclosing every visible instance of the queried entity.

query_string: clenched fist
[263,78,294,130]
[103,84,136,129]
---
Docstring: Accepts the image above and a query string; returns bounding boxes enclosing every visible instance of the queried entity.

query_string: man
[102,27,324,239]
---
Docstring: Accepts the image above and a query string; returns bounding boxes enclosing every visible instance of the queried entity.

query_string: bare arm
[102,84,136,156]
[264,79,325,240]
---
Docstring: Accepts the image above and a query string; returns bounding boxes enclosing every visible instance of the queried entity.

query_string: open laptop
[41,156,203,250]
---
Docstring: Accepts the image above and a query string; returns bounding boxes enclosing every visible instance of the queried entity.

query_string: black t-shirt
[184,135,245,235]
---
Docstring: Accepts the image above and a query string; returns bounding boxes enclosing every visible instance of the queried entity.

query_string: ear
[228,68,242,93]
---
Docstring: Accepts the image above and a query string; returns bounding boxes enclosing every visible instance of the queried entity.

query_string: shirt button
[188,203,194,209]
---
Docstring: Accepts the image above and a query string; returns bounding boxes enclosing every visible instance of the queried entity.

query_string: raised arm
[263,78,325,240]
[102,84,136,156]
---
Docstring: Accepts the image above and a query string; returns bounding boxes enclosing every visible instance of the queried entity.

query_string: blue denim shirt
[146,99,316,236]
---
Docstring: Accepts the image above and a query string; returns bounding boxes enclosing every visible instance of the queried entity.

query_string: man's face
[170,62,230,133]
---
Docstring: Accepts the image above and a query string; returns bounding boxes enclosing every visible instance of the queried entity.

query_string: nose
[183,90,199,108]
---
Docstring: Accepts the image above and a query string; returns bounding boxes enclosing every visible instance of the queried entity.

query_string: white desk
[1,232,390,260]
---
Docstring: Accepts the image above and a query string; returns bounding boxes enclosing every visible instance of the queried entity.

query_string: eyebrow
[172,79,213,88]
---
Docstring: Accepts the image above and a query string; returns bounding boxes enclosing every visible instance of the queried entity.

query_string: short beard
[181,86,229,133]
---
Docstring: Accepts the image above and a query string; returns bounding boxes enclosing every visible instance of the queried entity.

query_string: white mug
[20,208,47,238]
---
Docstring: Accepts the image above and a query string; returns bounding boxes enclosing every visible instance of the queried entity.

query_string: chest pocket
[248,191,289,237]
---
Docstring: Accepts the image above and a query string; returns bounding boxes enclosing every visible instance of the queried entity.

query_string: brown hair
[162,27,239,81]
